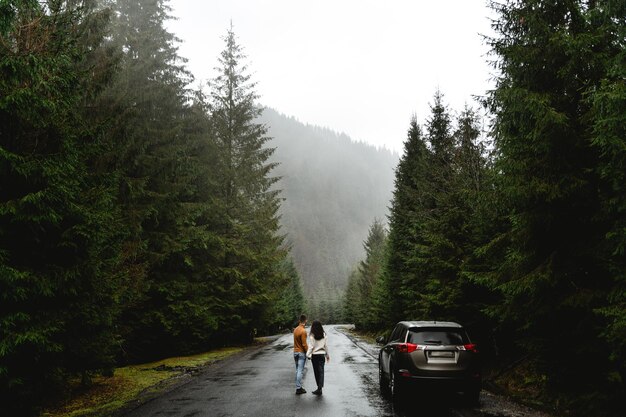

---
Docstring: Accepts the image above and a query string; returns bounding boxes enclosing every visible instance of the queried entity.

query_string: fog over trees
[0,2,301,414]
[1,1,624,417]
[261,108,399,296]
[345,2,625,416]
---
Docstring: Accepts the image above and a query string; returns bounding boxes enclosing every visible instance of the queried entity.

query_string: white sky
[166,0,496,153]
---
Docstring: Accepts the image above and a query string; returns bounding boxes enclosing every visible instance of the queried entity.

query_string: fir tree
[587,0,626,390]
[208,25,285,342]
[412,92,458,319]
[0,1,120,413]
[484,0,624,412]
[354,219,387,329]
[380,116,430,324]
[344,268,363,325]
[101,0,210,360]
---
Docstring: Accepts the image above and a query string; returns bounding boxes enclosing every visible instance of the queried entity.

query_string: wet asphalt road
[122,325,483,417]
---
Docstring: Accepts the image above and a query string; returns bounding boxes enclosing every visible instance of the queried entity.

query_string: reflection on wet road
[123,325,473,417]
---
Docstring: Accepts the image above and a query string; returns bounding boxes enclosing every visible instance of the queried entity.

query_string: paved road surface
[123,325,544,417]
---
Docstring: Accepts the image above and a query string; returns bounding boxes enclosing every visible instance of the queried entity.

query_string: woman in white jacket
[306,320,330,395]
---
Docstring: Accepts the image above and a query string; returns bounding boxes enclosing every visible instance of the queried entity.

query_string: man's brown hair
[299,314,307,323]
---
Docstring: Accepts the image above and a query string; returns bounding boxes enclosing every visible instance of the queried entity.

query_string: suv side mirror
[376,336,386,345]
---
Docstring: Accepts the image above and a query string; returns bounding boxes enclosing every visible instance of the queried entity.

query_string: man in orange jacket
[293,314,308,394]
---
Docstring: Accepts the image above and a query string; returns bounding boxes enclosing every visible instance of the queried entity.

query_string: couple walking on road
[293,314,330,395]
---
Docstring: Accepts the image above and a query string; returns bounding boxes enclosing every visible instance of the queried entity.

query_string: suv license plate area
[428,351,454,358]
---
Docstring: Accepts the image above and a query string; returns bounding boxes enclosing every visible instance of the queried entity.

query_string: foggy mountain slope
[260,107,399,295]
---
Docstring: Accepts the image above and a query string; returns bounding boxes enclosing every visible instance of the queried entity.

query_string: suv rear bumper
[398,374,481,392]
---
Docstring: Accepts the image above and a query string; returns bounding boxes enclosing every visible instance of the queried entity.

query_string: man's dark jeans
[311,354,325,388]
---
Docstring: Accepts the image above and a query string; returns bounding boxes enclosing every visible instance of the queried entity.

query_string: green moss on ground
[42,347,242,417]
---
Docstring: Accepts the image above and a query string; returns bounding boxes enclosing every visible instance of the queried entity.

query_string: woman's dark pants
[311,354,325,388]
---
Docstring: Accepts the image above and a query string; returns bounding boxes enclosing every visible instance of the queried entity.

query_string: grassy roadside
[342,326,381,345]
[349,330,378,345]
[41,347,243,417]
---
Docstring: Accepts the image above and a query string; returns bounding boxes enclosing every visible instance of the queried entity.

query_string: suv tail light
[396,343,424,353]
[458,343,478,353]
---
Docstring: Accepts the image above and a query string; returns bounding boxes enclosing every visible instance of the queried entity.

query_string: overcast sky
[166,0,496,153]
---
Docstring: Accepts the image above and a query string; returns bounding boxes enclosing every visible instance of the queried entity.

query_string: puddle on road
[343,355,355,363]
[358,371,393,416]
[343,353,376,366]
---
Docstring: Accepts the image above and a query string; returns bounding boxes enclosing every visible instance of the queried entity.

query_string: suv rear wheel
[389,365,404,402]
[379,364,390,397]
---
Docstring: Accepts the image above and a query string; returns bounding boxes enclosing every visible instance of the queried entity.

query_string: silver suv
[377,321,481,404]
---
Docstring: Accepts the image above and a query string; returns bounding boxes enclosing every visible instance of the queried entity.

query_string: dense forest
[1,0,625,416]
[344,1,625,416]
[0,1,304,415]
[261,108,398,320]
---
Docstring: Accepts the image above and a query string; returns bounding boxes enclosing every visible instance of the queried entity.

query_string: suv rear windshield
[408,327,469,345]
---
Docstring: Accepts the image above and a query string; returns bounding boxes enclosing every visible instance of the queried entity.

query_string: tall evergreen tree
[447,107,496,337]
[387,96,489,324]
[359,220,387,291]
[0,1,119,414]
[344,268,364,324]
[100,0,209,360]
[377,96,491,342]
[351,219,387,329]
[409,93,459,319]
[380,116,430,324]
[484,0,625,412]
[587,0,626,390]
[208,26,285,342]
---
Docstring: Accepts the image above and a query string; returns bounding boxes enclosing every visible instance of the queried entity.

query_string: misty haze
[1,1,624,417]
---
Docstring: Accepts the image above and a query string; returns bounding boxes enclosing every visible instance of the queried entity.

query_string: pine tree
[100,0,211,360]
[355,219,387,329]
[484,0,624,412]
[0,1,120,413]
[208,25,285,342]
[390,96,489,324]
[344,268,363,325]
[587,0,626,390]
[380,116,430,324]
[378,98,491,337]
[410,92,459,319]
[448,106,495,335]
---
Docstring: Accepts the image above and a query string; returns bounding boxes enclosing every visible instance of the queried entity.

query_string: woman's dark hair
[311,320,325,340]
